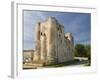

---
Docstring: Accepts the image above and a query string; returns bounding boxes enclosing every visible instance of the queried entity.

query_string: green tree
[85,45,91,60]
[74,44,91,66]
[74,44,87,57]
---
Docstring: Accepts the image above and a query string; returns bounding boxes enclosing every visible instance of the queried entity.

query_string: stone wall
[34,17,74,65]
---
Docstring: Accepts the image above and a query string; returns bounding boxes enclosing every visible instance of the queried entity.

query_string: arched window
[44,33,46,36]
[41,32,42,35]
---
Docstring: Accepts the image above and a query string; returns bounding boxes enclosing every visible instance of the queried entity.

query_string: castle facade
[33,17,74,65]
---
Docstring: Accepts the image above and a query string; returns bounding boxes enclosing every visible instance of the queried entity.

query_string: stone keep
[33,17,74,64]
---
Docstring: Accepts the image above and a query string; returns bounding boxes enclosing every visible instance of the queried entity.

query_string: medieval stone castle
[23,17,74,66]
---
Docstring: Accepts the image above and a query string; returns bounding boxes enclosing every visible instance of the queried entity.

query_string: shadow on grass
[45,59,90,67]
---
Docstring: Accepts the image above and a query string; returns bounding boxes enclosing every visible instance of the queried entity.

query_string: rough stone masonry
[33,17,74,65]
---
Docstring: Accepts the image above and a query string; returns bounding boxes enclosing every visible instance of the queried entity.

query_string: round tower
[65,32,74,60]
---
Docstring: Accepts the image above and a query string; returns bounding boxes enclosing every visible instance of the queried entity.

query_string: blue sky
[23,10,91,50]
